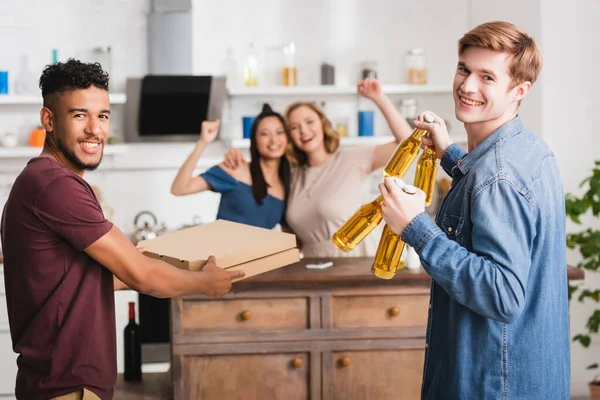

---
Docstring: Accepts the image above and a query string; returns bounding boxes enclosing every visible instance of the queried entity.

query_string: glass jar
[405,49,428,84]
[282,42,297,86]
[399,99,418,119]
[399,98,418,127]
[360,60,378,79]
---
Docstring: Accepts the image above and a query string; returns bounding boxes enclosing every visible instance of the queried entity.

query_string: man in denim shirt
[379,21,569,399]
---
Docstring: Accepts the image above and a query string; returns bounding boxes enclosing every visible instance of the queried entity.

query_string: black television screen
[138,75,212,137]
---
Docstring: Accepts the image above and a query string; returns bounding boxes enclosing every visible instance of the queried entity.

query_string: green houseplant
[566,160,600,398]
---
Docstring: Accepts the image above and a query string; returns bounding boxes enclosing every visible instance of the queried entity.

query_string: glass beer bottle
[332,195,384,252]
[372,224,406,279]
[383,128,428,178]
[414,147,438,206]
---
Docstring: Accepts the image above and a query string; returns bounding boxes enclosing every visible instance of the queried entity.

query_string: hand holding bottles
[199,120,221,145]
[413,110,454,160]
[379,177,427,236]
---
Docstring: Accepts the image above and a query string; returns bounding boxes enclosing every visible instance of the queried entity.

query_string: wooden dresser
[170,258,432,400]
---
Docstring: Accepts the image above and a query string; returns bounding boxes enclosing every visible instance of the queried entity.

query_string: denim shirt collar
[453,116,524,177]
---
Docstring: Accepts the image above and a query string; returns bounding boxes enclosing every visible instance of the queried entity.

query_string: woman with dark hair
[171,104,290,229]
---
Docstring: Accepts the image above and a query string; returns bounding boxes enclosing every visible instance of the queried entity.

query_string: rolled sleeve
[441,143,467,176]
[401,212,444,252]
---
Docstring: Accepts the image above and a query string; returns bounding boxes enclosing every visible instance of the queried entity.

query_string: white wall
[0,0,150,140]
[542,0,600,396]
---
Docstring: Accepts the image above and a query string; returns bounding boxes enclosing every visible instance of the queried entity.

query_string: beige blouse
[286,145,383,258]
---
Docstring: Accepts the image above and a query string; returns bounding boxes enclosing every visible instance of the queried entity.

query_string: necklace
[301,167,323,199]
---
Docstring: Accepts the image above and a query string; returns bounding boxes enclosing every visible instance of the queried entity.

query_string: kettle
[130,211,167,245]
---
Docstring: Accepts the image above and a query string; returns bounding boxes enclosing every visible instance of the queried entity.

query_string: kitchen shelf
[0,85,450,106]
[227,135,396,149]
[0,144,130,159]
[0,93,126,105]
[227,84,452,97]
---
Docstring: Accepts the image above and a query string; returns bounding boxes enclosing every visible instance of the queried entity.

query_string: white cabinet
[0,266,17,398]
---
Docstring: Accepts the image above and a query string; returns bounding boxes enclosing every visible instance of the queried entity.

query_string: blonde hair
[284,101,340,166]
[458,21,542,86]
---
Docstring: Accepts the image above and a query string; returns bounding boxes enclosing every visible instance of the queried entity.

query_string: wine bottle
[124,301,142,381]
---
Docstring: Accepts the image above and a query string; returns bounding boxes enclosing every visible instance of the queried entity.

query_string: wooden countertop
[0,252,585,282]
[229,257,584,292]
[232,257,431,291]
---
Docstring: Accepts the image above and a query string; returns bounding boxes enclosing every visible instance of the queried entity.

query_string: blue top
[200,165,286,229]
[402,117,569,399]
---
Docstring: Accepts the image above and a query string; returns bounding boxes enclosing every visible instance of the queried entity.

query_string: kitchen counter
[231,257,584,291]
[0,251,586,279]
[168,257,584,400]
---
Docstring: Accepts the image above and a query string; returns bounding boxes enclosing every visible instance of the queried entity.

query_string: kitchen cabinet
[170,257,432,400]
[170,258,585,399]
[0,265,17,399]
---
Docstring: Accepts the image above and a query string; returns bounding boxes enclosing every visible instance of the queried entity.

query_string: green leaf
[588,363,599,370]
[578,290,600,303]
[574,334,591,347]
[587,310,600,333]
[569,285,578,301]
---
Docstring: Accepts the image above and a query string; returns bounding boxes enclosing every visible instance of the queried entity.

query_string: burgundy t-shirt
[0,157,116,399]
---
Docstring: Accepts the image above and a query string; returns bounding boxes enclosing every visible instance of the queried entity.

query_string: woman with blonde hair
[225,79,414,257]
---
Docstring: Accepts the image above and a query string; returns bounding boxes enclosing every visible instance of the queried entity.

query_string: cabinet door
[328,349,424,400]
[181,352,310,400]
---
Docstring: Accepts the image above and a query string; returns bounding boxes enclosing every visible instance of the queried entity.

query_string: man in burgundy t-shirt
[2,156,115,399]
[0,59,242,400]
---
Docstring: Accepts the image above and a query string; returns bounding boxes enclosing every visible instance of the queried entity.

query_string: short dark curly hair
[39,58,109,104]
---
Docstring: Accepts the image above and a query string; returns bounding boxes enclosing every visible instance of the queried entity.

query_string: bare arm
[86,226,244,299]
[113,275,129,291]
[357,78,414,171]
[171,120,221,196]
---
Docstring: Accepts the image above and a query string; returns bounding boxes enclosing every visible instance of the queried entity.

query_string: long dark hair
[249,104,291,205]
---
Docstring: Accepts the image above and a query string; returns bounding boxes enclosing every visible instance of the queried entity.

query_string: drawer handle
[239,310,252,321]
[338,356,351,368]
[291,357,303,368]
[388,307,400,317]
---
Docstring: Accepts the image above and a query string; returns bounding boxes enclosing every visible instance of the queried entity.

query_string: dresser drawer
[179,297,309,333]
[332,294,429,329]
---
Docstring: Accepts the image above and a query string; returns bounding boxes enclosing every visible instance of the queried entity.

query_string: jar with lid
[360,60,378,79]
[399,98,418,127]
[405,49,428,84]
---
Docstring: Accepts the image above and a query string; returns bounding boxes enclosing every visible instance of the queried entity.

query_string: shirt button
[447,227,453,233]
[425,343,429,348]
[429,304,432,309]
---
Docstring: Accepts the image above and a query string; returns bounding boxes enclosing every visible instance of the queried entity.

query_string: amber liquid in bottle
[414,148,438,206]
[332,195,384,252]
[372,224,406,279]
[383,128,428,178]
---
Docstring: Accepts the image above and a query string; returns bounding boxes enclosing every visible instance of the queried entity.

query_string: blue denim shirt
[402,116,570,399]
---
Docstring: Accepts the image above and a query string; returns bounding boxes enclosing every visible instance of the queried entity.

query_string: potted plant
[566,160,600,399]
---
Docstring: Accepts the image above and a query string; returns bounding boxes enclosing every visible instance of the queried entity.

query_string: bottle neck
[128,302,135,322]
[410,128,428,141]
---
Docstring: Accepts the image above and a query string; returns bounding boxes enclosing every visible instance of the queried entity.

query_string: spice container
[360,60,378,79]
[405,49,428,84]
